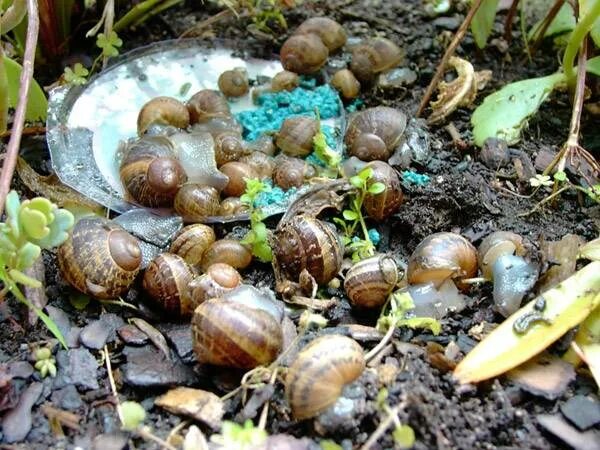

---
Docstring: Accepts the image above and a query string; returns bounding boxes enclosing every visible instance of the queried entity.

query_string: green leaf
[9,268,42,287]
[15,242,41,270]
[253,222,268,243]
[553,170,567,182]
[528,2,576,40]
[120,401,146,431]
[349,175,364,189]
[358,167,373,181]
[320,440,343,450]
[368,182,386,195]
[63,63,89,85]
[470,0,499,49]
[34,208,74,249]
[376,387,389,408]
[343,209,358,221]
[253,241,273,263]
[471,72,565,146]
[19,208,50,240]
[241,230,256,245]
[70,293,91,310]
[96,31,123,58]
[587,55,600,77]
[398,317,442,335]
[580,0,600,47]
[3,56,48,122]
[393,424,416,449]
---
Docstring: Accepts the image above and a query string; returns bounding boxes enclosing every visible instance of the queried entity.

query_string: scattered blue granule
[368,229,381,246]
[346,98,364,113]
[298,76,318,89]
[235,85,341,141]
[402,170,430,186]
[253,179,298,208]
[305,125,343,167]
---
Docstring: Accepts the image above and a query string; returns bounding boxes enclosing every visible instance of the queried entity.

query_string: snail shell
[189,263,242,307]
[294,17,347,52]
[192,297,283,368]
[478,231,525,280]
[119,135,187,207]
[350,38,404,83]
[344,107,407,162]
[142,253,195,319]
[245,134,276,156]
[276,116,319,157]
[331,69,361,100]
[363,161,403,221]
[285,335,365,420]
[220,161,259,197]
[169,224,216,266]
[273,215,344,285]
[239,151,275,179]
[137,96,190,136]
[218,68,249,97]
[187,89,231,124]
[57,217,142,299]
[271,70,301,92]
[174,184,220,223]
[201,239,253,271]
[280,33,329,75]
[407,232,478,289]
[272,156,316,190]
[344,255,399,308]
[214,132,249,167]
[218,197,250,216]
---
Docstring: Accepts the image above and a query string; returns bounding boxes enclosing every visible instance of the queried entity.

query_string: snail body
[350,38,404,82]
[272,156,316,189]
[478,231,525,280]
[276,116,319,157]
[294,17,347,52]
[273,215,343,285]
[174,184,220,222]
[189,263,242,307]
[280,34,329,75]
[57,217,142,299]
[119,136,187,207]
[201,239,253,271]
[331,69,361,100]
[169,224,216,266]
[187,90,230,124]
[344,255,399,308]
[363,161,403,221]
[285,335,365,420]
[407,232,478,289]
[218,68,249,97]
[220,161,259,197]
[137,96,190,136]
[143,253,195,319]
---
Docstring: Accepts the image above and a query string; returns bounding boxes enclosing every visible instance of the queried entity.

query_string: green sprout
[63,63,89,86]
[377,291,441,336]
[248,0,288,33]
[240,178,273,262]
[120,401,146,431]
[96,31,123,58]
[34,347,57,378]
[210,420,267,450]
[313,112,342,177]
[375,388,416,449]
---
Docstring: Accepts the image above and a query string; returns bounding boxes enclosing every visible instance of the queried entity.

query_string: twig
[518,185,572,217]
[179,9,234,39]
[258,367,278,430]
[416,0,485,117]
[0,126,46,138]
[136,426,178,450]
[365,322,396,363]
[563,37,588,158]
[103,345,124,424]
[529,0,565,55]
[360,404,402,450]
[0,0,39,216]
[503,0,520,42]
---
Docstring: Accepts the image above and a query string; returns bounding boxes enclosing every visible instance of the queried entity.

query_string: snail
[272,156,317,190]
[271,70,301,92]
[280,33,329,75]
[142,253,196,319]
[218,197,249,216]
[220,161,259,197]
[187,89,231,124]
[137,96,190,136]
[189,263,242,307]
[331,69,361,100]
[344,255,399,308]
[214,131,249,167]
[192,294,283,368]
[478,231,525,280]
[350,37,404,83]
[218,68,249,97]
[119,135,187,207]
[276,116,319,157]
[294,17,347,53]
[273,215,344,285]
[174,184,220,222]
[57,217,142,299]
[407,232,478,289]
[363,161,403,221]
[344,107,407,162]
[245,134,276,156]
[285,335,365,420]
[201,239,253,271]
[190,115,243,138]
[239,151,275,179]
[169,223,216,266]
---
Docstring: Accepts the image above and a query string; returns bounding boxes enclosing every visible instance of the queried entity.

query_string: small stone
[561,396,600,430]
[100,314,126,342]
[507,353,575,400]
[433,16,460,30]
[66,327,81,348]
[45,306,72,341]
[479,138,509,169]
[80,320,111,349]
[156,387,224,429]
[51,385,83,410]
[123,345,196,388]
[54,348,99,391]
[157,323,194,362]
[537,414,600,450]
[92,432,129,450]
[255,434,313,450]
[118,325,149,346]
[1,382,43,443]
[377,67,417,90]
[7,361,33,379]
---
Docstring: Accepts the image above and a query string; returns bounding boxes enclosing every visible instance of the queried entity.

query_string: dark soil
[1,0,599,449]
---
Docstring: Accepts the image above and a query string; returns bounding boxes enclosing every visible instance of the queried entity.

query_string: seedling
[240,179,273,262]
[312,112,342,177]
[210,420,267,450]
[34,347,56,378]
[120,401,146,431]
[377,291,441,336]
[372,388,416,449]
[62,63,89,86]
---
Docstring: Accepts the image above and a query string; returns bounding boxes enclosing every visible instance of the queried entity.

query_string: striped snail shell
[174,184,220,223]
[201,239,253,271]
[189,263,242,308]
[363,161,403,221]
[187,89,231,124]
[294,17,347,52]
[137,96,190,136]
[272,156,316,190]
[344,255,399,308]
[169,224,216,267]
[276,116,319,157]
[350,38,404,83]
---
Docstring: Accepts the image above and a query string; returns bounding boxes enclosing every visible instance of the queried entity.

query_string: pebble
[155,387,224,429]
[123,345,196,388]
[51,385,83,410]
[117,324,149,346]
[479,138,510,169]
[433,16,460,30]
[157,323,194,363]
[45,306,72,341]
[92,432,129,450]
[66,327,82,348]
[1,382,43,443]
[560,395,600,430]
[7,361,33,379]
[80,314,126,349]
[537,414,600,450]
[256,435,314,450]
[377,67,417,90]
[54,348,99,391]
[507,353,575,400]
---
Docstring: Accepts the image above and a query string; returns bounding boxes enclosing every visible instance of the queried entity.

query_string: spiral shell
[478,231,525,280]
[218,197,250,216]
[344,255,399,308]
[137,96,190,136]
[239,151,275,179]
[331,69,361,100]
[220,161,259,197]
[280,34,329,75]
[189,263,242,307]
[218,68,249,97]
[276,116,319,157]
[214,132,248,167]
[187,89,231,124]
[272,156,316,189]
[294,17,347,52]
[271,70,301,92]
[169,224,216,266]
[174,184,220,222]
[201,239,253,271]
[363,161,403,221]
[350,38,404,82]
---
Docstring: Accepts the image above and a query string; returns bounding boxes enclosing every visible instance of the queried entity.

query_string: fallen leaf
[507,353,575,400]
[130,318,171,359]
[156,387,224,430]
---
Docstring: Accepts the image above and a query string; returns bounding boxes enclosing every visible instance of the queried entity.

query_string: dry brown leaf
[156,387,224,430]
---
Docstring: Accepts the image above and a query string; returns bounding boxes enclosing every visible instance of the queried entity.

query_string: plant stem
[360,404,402,450]
[564,37,588,153]
[503,0,520,42]
[130,0,184,29]
[365,320,396,363]
[0,0,27,33]
[0,46,8,134]
[114,0,167,32]
[529,0,565,55]
[0,0,39,217]
[416,0,485,117]
[563,0,600,84]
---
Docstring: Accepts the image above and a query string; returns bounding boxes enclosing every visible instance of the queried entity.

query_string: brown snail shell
[218,197,250,216]
[192,297,283,368]
[137,96,190,136]
[350,38,404,83]
[363,161,403,221]
[189,263,242,307]
[271,70,301,92]
[276,116,319,157]
[407,232,478,289]
[214,132,249,167]
[120,136,187,207]
[245,134,276,156]
[478,231,525,280]
[169,224,216,267]
[220,161,259,197]
[285,335,365,420]
[331,69,361,100]
[187,89,231,124]
[273,215,343,285]
[272,156,316,189]
[174,184,220,222]
[280,33,329,75]
[57,217,142,299]
[294,17,347,52]
[344,255,399,308]
[218,68,249,97]
[201,239,253,271]
[239,151,275,179]
[344,107,407,162]
[143,253,195,319]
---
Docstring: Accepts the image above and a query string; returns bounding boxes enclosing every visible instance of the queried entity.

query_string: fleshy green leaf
[15,242,41,271]
[471,72,565,146]
[350,175,364,189]
[368,182,386,195]
[471,0,499,49]
[553,170,567,182]
[19,208,50,240]
[587,55,600,77]
[320,441,343,450]
[9,268,42,287]
[33,208,74,249]
[120,401,146,431]
[3,56,48,122]
[343,209,358,221]
[253,222,267,243]
[358,167,373,181]
[253,241,273,263]
[393,424,416,449]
